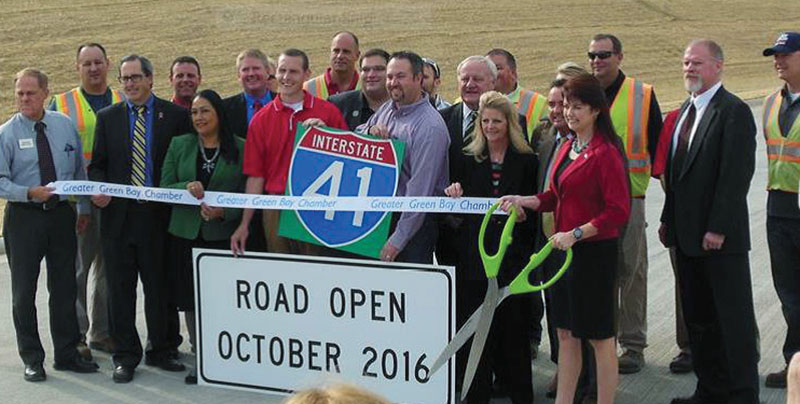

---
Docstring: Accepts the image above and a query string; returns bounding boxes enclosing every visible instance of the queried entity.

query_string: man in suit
[328,48,390,131]
[660,40,760,404]
[223,49,274,253]
[89,54,193,383]
[224,49,275,139]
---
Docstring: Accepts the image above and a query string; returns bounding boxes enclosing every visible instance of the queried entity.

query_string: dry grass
[0,0,794,229]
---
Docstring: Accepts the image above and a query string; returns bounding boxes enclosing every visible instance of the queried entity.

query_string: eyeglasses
[118,74,145,83]
[587,51,616,60]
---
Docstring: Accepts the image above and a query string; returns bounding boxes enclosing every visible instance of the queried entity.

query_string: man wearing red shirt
[230,49,348,255]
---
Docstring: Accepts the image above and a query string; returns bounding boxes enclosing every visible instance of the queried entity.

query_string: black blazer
[440,102,528,183]
[328,89,375,131]
[660,86,756,256]
[453,147,538,281]
[88,96,193,237]
[222,91,274,139]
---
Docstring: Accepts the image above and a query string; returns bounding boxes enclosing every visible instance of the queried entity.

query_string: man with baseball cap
[762,31,800,389]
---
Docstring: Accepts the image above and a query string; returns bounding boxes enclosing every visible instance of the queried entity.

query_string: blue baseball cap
[763,32,800,56]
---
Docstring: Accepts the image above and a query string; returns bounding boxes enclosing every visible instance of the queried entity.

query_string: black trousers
[102,203,170,368]
[675,247,760,404]
[390,213,438,264]
[4,202,80,365]
[767,216,800,364]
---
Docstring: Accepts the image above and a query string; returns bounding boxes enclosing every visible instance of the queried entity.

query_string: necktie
[672,103,696,176]
[464,110,477,140]
[253,101,263,112]
[34,121,58,207]
[131,105,147,186]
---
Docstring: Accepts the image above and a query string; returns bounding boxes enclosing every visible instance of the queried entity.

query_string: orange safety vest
[508,85,547,139]
[763,89,800,193]
[304,74,362,100]
[52,87,123,162]
[609,77,653,197]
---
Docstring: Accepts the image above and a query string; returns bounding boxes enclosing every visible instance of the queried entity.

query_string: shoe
[112,365,134,383]
[185,369,197,385]
[765,366,788,388]
[76,341,93,361]
[670,395,724,404]
[618,350,644,374]
[88,337,116,353]
[145,356,186,372]
[24,363,46,382]
[546,372,557,398]
[669,351,693,374]
[54,357,99,373]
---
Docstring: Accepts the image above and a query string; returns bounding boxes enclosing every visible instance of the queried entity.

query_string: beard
[684,75,703,93]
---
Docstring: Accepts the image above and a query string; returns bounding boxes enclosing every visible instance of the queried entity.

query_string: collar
[273,90,314,111]
[389,93,430,114]
[17,109,50,129]
[507,84,522,102]
[324,67,360,94]
[80,87,111,98]
[171,94,192,109]
[605,70,627,99]
[781,84,800,106]
[244,90,272,105]
[690,81,722,110]
[126,93,155,112]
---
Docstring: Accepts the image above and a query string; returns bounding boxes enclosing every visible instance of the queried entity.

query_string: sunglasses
[587,51,616,60]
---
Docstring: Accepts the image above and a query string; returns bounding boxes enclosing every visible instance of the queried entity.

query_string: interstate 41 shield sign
[279,125,405,258]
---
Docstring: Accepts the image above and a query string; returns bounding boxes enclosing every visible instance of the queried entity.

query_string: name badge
[18,138,34,149]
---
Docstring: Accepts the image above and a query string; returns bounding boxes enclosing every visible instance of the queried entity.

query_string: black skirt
[549,238,618,339]
[167,235,230,311]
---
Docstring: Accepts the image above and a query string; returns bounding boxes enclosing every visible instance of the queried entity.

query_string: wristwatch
[572,227,583,241]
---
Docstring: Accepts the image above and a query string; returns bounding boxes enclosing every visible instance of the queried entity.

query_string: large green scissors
[429,202,572,400]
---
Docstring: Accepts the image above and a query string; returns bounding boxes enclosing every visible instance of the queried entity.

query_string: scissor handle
[478,202,518,279]
[508,241,572,294]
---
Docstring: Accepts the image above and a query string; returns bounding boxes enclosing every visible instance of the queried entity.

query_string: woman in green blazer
[160,89,245,384]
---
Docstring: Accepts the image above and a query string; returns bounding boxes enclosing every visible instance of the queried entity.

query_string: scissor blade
[428,303,485,376]
[461,277,499,400]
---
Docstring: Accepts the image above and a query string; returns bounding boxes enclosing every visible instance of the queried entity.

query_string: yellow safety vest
[53,87,123,161]
[609,77,653,197]
[303,74,362,100]
[508,85,547,139]
[763,90,800,193]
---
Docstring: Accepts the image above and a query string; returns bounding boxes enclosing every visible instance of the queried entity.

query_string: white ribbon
[51,181,502,214]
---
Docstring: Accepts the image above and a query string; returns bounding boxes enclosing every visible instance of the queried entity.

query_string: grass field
[0,0,794,119]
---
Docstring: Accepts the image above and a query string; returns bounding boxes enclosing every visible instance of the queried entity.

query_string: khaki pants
[262,210,325,256]
[617,198,648,353]
[71,202,109,343]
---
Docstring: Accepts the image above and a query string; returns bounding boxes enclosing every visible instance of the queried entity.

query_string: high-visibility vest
[763,90,800,193]
[609,77,653,197]
[304,74,361,100]
[508,85,547,139]
[52,87,123,161]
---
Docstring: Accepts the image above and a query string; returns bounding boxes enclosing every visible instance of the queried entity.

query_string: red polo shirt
[324,68,359,95]
[243,90,348,194]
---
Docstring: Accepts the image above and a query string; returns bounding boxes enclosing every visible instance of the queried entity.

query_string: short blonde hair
[236,49,269,71]
[464,90,533,161]
[283,384,390,404]
[14,68,48,90]
[555,62,587,80]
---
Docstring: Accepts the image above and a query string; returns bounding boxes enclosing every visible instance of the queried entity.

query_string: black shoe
[24,363,46,382]
[669,351,693,374]
[145,357,185,372]
[54,357,99,373]
[185,370,197,385]
[671,395,724,404]
[112,365,134,383]
[765,366,788,388]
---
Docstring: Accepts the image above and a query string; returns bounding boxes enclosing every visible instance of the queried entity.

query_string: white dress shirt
[671,81,723,156]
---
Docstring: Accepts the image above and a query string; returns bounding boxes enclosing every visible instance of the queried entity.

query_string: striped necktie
[464,110,477,140]
[131,105,147,186]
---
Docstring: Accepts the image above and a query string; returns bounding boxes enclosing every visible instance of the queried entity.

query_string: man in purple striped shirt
[358,51,450,264]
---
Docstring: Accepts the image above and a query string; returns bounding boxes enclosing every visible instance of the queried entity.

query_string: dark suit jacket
[328,89,376,131]
[453,147,537,281]
[160,134,246,241]
[660,86,756,256]
[88,96,193,238]
[222,91,274,139]
[440,102,528,183]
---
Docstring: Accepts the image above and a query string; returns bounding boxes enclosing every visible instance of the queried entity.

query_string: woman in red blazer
[501,73,630,404]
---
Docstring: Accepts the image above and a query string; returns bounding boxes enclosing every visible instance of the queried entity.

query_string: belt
[12,199,67,211]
